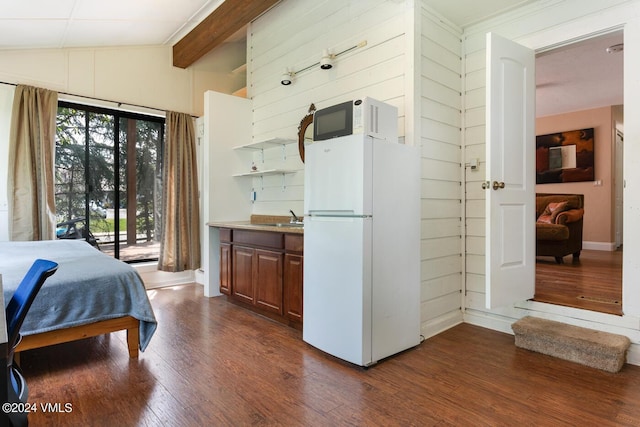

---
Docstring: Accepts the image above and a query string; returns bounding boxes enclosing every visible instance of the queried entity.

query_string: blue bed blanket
[0,240,157,351]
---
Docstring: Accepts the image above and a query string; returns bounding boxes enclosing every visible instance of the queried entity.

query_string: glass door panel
[117,117,162,262]
[55,102,163,262]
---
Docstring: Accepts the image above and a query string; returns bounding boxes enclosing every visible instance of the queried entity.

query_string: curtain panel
[8,85,58,241]
[158,111,201,272]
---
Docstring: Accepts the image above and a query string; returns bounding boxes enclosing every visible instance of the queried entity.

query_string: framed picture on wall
[536,128,595,184]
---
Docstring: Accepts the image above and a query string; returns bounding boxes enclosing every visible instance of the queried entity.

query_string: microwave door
[313,100,353,141]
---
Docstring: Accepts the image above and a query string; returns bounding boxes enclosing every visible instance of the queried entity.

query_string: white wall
[201,90,252,296]
[461,0,640,363]
[0,42,245,118]
[417,4,465,338]
[248,0,466,337]
[0,45,194,114]
[248,0,411,217]
[0,84,14,241]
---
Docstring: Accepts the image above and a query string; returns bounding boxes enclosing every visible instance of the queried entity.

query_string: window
[55,102,164,262]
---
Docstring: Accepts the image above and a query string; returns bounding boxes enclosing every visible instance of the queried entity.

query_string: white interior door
[485,32,536,309]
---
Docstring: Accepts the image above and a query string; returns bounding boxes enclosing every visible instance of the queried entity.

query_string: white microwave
[312,97,397,142]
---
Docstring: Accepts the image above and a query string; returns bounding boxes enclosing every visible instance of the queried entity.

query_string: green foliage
[55,104,164,253]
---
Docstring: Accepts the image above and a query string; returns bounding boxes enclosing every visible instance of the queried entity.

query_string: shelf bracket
[281,173,286,191]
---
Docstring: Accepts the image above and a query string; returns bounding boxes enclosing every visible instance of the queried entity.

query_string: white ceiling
[536,31,623,117]
[0,0,225,50]
[0,0,545,50]
[0,0,624,117]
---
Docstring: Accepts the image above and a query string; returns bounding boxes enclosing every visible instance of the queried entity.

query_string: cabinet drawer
[233,230,283,250]
[219,228,232,243]
[284,234,303,254]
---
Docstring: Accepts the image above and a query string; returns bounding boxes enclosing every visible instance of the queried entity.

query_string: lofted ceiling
[0,0,539,51]
[0,0,623,117]
[0,0,228,50]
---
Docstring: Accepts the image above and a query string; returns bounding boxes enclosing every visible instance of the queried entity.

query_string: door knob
[492,181,505,190]
[481,181,490,190]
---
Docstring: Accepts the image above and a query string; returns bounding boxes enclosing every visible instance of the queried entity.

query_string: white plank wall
[460,0,640,363]
[248,0,408,216]
[418,4,464,337]
[248,0,466,337]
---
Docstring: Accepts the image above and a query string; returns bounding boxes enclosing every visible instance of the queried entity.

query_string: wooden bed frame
[15,316,140,358]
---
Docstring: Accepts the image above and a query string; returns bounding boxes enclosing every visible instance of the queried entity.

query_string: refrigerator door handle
[308,210,372,218]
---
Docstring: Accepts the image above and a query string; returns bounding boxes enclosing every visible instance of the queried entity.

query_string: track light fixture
[281,68,294,86]
[279,40,367,86]
[320,49,334,70]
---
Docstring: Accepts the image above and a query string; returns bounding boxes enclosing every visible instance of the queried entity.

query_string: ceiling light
[606,43,623,53]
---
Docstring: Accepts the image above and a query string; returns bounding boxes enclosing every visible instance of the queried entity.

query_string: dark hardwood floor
[21,283,640,426]
[535,249,623,315]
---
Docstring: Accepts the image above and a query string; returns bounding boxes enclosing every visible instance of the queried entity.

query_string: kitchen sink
[260,223,304,228]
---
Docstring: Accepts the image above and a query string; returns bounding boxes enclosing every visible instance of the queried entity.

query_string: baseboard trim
[583,241,617,251]
[627,343,640,366]
[133,262,195,289]
[421,311,464,339]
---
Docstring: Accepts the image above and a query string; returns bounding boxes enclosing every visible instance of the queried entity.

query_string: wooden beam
[172,0,279,69]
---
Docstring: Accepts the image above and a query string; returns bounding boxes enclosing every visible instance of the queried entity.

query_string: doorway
[533,31,624,314]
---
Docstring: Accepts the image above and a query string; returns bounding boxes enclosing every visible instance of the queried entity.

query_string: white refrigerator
[303,134,421,366]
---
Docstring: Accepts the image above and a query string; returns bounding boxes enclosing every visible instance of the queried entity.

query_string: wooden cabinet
[232,245,255,304]
[220,228,302,327]
[255,249,283,315]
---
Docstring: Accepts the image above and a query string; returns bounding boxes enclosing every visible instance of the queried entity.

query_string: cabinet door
[220,243,232,295]
[284,253,303,323]
[232,245,255,305]
[255,249,283,315]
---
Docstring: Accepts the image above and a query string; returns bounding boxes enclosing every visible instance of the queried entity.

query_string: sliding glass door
[54,102,164,262]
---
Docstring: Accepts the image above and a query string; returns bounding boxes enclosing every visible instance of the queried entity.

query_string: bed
[0,239,157,357]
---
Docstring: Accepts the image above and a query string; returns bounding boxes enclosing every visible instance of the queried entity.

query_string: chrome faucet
[289,209,301,224]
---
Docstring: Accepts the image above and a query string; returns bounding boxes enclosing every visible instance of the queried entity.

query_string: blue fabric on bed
[0,240,157,351]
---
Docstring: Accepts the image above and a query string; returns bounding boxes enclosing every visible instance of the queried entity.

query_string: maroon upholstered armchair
[536,193,584,263]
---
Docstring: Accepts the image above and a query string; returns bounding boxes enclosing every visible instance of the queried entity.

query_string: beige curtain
[8,85,58,241]
[158,111,201,272]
